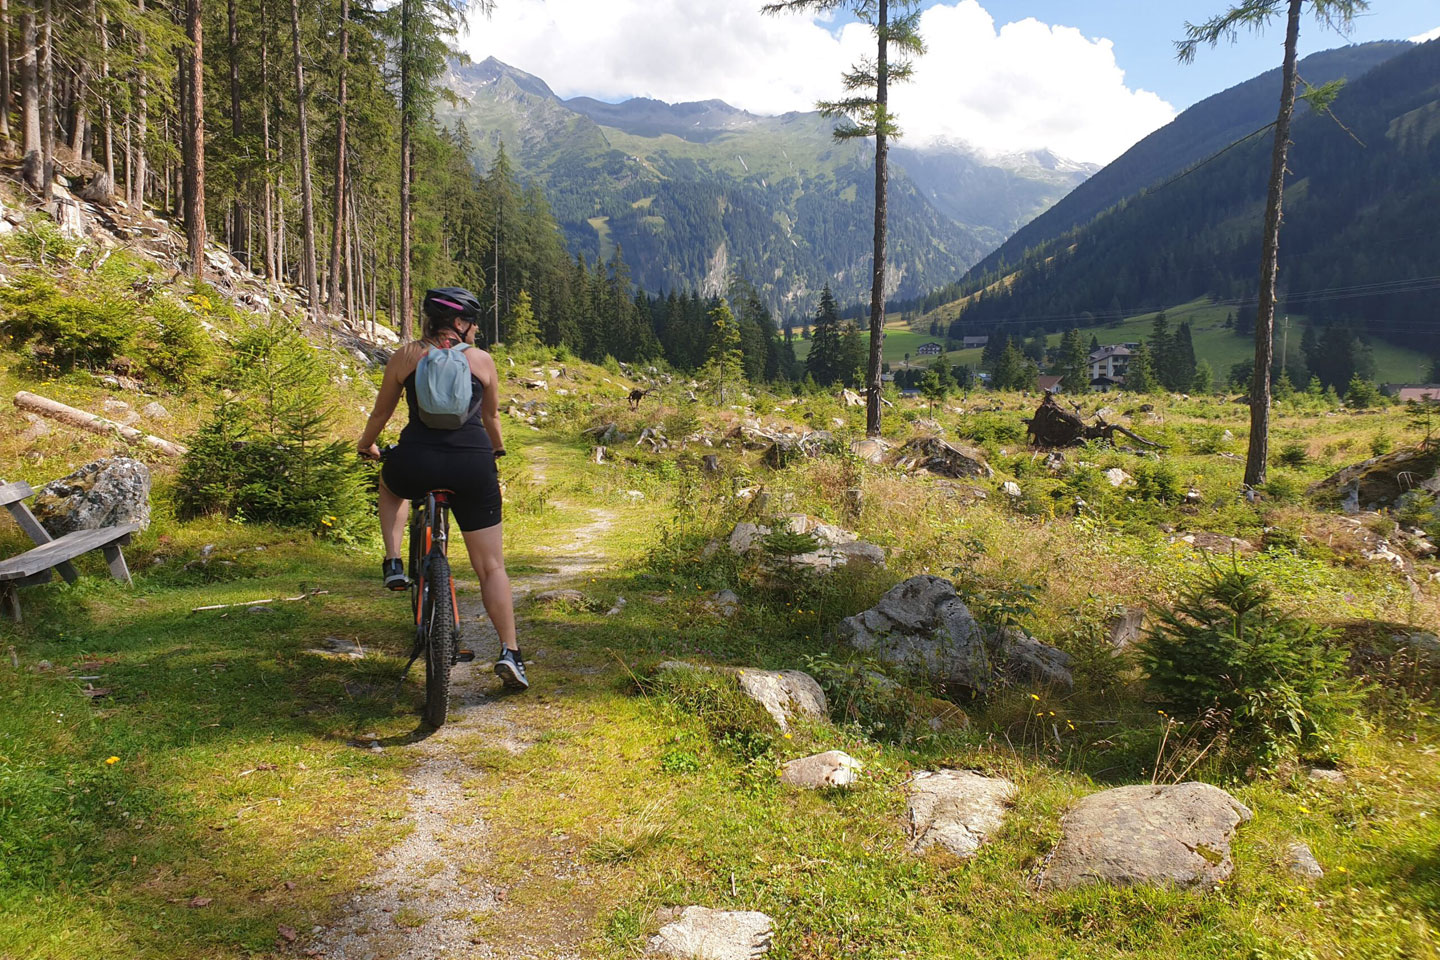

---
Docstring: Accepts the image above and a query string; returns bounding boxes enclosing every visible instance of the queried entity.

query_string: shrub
[176,317,372,542]
[1275,441,1310,468]
[140,301,213,386]
[1141,564,1359,759]
[1132,461,1184,503]
[0,273,137,372]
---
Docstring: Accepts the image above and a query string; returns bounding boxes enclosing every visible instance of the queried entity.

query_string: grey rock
[308,636,365,659]
[1104,468,1132,488]
[702,454,722,473]
[1286,841,1324,881]
[647,906,773,959]
[1002,481,1022,498]
[850,438,890,464]
[708,590,740,618]
[838,575,1071,693]
[1039,782,1253,891]
[32,457,151,536]
[907,769,1015,858]
[655,662,827,732]
[1307,767,1345,785]
[736,668,827,731]
[140,400,171,420]
[101,398,130,415]
[779,750,862,789]
[994,626,1075,690]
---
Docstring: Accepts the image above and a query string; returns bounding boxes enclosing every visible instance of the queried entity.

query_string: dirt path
[313,448,614,960]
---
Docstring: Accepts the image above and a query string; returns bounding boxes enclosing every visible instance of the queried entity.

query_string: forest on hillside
[4,0,817,377]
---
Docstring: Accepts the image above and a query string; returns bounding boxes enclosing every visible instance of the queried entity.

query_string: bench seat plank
[0,481,35,508]
[0,524,139,581]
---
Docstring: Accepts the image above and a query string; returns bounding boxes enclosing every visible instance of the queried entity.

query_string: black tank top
[398,365,492,451]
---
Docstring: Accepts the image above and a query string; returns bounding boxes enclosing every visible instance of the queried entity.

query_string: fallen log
[13,391,189,457]
[1023,394,1164,449]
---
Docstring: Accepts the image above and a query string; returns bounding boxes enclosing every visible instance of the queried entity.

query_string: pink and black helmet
[422,287,482,322]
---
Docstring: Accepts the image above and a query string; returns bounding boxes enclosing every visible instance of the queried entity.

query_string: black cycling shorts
[381,445,502,532]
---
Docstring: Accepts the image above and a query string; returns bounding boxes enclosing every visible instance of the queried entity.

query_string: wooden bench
[0,478,137,622]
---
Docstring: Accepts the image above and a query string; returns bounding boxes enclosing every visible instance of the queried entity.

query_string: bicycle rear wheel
[423,553,455,728]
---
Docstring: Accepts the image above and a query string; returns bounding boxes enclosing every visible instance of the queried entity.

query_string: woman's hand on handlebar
[359,442,381,461]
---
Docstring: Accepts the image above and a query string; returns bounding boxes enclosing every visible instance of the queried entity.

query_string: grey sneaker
[495,648,529,690]
[382,558,408,591]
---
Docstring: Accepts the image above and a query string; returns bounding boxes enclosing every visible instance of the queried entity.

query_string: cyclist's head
[422,287,482,343]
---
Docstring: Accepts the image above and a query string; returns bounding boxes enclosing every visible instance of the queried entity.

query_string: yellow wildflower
[105,756,119,765]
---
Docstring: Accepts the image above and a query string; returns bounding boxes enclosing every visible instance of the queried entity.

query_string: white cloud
[1410,25,1440,43]
[461,0,1175,165]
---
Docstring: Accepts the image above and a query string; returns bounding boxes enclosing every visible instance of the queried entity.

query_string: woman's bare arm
[475,350,505,454]
[357,346,412,457]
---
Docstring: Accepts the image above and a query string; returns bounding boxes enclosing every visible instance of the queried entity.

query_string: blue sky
[847,1,1440,110]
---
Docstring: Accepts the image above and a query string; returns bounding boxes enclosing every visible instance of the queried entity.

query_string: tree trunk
[226,0,247,262]
[182,0,205,279]
[259,0,276,280]
[1,0,13,146]
[100,10,114,182]
[864,0,889,438]
[39,0,54,201]
[397,0,413,340]
[131,0,147,209]
[288,0,318,312]
[326,0,349,311]
[71,4,92,157]
[18,10,40,189]
[1243,0,1303,489]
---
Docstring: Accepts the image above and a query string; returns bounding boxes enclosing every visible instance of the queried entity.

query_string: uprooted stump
[1024,394,1164,449]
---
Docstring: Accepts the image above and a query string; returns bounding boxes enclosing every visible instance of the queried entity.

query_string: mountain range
[439,58,1096,314]
[938,37,1439,367]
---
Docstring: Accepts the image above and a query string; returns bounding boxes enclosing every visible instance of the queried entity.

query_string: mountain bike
[378,449,473,728]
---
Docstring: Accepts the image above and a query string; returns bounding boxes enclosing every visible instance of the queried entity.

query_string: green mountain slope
[928,38,1440,382]
[440,58,1093,313]
[965,41,1411,281]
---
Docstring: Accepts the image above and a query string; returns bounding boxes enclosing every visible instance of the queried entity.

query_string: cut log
[13,391,188,457]
[1023,394,1164,449]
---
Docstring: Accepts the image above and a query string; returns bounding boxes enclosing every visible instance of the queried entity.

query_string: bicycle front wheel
[423,553,455,728]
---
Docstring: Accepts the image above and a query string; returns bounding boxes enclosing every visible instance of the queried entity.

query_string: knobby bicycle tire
[423,553,455,728]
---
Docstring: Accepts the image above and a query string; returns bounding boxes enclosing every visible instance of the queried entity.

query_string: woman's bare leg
[378,478,408,560]
[461,523,518,651]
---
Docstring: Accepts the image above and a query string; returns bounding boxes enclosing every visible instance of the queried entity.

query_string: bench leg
[101,544,132,586]
[1,584,19,623]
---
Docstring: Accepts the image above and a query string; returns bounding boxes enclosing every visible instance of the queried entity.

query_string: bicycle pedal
[454,648,476,663]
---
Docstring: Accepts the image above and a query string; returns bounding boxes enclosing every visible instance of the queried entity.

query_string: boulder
[1002,481,1022,498]
[140,401,171,420]
[1104,468,1132,488]
[32,457,151,537]
[725,516,883,573]
[994,626,1076,690]
[1038,782,1253,891]
[779,750,862,789]
[1307,767,1345,785]
[1285,841,1324,881]
[907,769,1015,858]
[735,668,827,731]
[647,906,772,959]
[837,575,1073,693]
[656,662,827,732]
[896,436,993,479]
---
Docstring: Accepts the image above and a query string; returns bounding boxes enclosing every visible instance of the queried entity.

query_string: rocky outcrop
[779,751,862,789]
[32,457,151,536]
[837,575,1073,693]
[1310,446,1440,513]
[647,907,773,959]
[1039,782,1253,891]
[907,770,1015,858]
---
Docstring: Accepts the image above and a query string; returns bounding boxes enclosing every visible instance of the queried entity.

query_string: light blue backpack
[414,343,479,429]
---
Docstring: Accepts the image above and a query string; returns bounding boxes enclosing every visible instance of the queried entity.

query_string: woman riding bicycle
[356,287,527,690]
